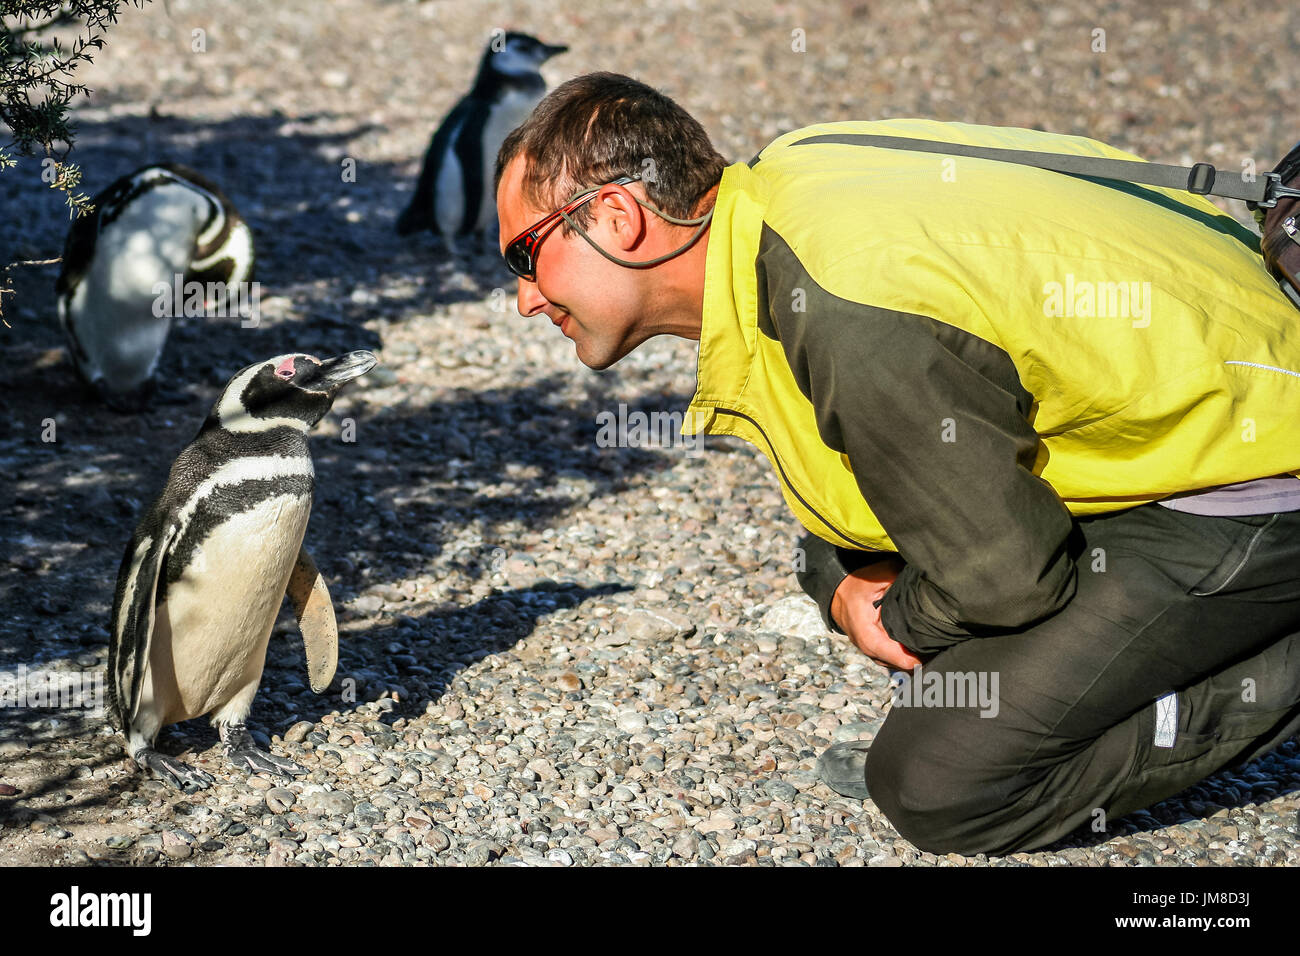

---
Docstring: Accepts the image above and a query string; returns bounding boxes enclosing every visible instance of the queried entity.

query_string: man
[495,71,1300,856]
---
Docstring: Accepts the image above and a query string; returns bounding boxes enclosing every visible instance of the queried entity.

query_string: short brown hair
[496,72,728,232]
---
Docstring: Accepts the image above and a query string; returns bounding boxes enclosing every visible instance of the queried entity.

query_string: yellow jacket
[684,118,1300,651]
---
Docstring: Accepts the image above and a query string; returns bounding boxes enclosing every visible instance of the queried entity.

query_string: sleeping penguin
[56,164,255,411]
[396,31,567,251]
[106,350,377,791]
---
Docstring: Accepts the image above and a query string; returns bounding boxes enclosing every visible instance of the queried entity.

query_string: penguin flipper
[285,547,338,694]
[110,522,178,734]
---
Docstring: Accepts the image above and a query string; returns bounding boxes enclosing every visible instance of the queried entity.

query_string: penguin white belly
[73,182,209,389]
[434,113,468,239]
[476,88,544,235]
[68,277,171,389]
[146,493,312,726]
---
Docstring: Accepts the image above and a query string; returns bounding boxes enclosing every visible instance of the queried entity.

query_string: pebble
[759,597,827,639]
[284,722,315,744]
[266,789,296,814]
[616,713,647,734]
[698,816,736,834]
[305,791,355,817]
[463,842,500,866]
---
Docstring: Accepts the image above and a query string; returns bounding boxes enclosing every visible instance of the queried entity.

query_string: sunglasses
[503,175,639,281]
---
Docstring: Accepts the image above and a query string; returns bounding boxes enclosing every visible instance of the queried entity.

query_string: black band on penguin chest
[163,474,315,589]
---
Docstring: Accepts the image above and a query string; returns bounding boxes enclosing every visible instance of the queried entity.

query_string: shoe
[816,739,872,800]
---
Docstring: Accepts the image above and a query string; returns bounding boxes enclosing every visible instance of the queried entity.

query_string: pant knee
[865,715,1027,856]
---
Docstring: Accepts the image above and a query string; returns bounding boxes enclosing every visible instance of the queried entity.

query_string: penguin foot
[220,723,307,780]
[136,748,215,793]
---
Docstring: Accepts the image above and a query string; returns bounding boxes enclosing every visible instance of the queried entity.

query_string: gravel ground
[1,0,1299,867]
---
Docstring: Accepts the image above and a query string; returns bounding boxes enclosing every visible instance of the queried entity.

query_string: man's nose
[516,278,550,317]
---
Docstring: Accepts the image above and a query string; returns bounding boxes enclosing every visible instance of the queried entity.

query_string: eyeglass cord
[556,178,714,270]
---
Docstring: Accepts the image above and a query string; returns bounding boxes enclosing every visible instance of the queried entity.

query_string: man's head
[495,72,728,369]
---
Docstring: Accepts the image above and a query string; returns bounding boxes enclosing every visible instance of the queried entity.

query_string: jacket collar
[686,161,770,429]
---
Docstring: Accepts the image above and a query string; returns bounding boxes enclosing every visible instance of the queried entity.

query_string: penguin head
[481,32,568,82]
[213,350,378,434]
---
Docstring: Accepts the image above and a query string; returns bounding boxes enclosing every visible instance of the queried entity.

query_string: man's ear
[596,184,647,252]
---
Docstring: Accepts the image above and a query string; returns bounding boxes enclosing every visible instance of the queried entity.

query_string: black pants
[796,504,1300,856]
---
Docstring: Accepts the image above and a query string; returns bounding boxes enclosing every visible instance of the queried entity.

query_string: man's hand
[830,558,924,671]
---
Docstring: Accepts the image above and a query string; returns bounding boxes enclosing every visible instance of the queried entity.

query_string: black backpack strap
[789,132,1283,205]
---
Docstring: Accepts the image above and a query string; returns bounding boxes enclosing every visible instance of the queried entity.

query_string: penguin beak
[541,43,568,60]
[315,351,378,388]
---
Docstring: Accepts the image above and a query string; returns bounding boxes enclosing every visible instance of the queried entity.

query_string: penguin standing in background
[396,31,567,251]
[107,350,377,792]
[56,164,255,411]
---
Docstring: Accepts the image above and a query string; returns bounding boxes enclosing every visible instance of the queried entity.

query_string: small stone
[266,789,296,814]
[463,841,499,866]
[833,719,885,743]
[526,758,559,781]
[557,672,581,692]
[759,597,827,639]
[423,829,451,852]
[672,832,699,858]
[304,790,354,817]
[284,721,314,744]
[763,780,799,802]
[698,816,736,834]
[615,608,695,644]
[616,712,647,734]
[162,831,193,860]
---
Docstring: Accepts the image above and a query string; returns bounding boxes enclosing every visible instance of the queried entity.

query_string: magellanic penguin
[106,350,377,792]
[56,164,255,412]
[395,31,567,251]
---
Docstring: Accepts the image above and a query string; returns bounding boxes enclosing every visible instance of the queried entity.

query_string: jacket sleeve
[795,531,900,635]
[768,270,1078,656]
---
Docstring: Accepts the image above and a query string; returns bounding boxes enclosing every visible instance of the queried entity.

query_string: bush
[1,0,148,319]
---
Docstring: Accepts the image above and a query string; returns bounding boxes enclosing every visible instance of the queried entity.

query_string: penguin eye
[275,367,295,381]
